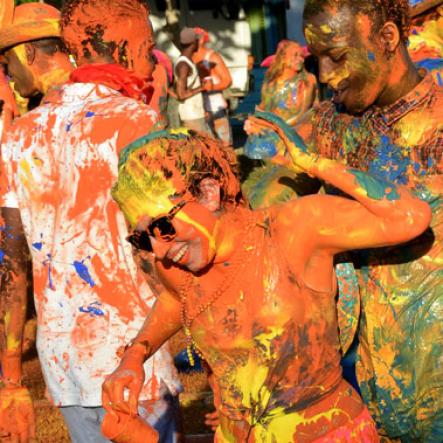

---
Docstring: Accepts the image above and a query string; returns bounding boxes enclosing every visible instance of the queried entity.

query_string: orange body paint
[106,129,431,442]
[62,0,154,80]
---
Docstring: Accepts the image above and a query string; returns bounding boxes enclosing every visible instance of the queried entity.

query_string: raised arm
[208,52,232,92]
[250,112,432,253]
[102,287,182,415]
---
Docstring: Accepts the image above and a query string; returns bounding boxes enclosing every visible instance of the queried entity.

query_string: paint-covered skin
[295,72,443,439]
[150,62,170,127]
[105,130,431,441]
[303,4,419,115]
[259,42,318,124]
[232,2,443,440]
[61,0,155,80]
[244,41,318,160]
[0,82,180,407]
[0,67,19,142]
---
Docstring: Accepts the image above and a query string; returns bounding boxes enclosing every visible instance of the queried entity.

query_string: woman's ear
[197,178,221,212]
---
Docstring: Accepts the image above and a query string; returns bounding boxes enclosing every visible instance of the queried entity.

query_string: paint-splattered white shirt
[1,82,181,406]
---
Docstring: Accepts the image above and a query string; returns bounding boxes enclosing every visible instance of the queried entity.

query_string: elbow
[406,199,433,240]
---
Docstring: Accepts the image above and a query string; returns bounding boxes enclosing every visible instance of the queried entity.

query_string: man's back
[2,81,179,406]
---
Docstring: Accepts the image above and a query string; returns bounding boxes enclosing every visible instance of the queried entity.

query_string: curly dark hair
[303,0,411,42]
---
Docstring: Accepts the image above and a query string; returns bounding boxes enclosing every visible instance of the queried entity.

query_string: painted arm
[102,288,182,415]
[0,68,18,143]
[207,53,232,92]
[175,62,205,101]
[249,112,432,252]
[0,207,35,441]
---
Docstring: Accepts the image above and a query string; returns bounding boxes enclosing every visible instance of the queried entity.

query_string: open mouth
[171,244,189,263]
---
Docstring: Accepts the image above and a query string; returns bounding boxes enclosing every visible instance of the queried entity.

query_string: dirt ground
[21,330,214,442]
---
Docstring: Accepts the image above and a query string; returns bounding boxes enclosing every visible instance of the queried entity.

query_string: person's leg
[212,110,232,145]
[59,406,110,443]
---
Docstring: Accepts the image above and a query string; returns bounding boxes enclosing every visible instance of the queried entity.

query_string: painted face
[304,5,390,113]
[131,199,219,273]
[285,45,304,72]
[3,45,36,98]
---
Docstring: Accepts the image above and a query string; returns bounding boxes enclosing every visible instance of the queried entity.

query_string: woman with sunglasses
[102,118,431,442]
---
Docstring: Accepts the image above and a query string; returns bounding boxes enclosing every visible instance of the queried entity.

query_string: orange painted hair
[61,0,150,62]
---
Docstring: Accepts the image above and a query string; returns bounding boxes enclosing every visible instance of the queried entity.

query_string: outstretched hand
[102,346,146,416]
[246,111,313,173]
[0,385,36,443]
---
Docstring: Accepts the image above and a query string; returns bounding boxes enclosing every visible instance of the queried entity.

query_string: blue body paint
[350,169,400,201]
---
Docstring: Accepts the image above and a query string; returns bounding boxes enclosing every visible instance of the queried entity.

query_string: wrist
[123,340,151,362]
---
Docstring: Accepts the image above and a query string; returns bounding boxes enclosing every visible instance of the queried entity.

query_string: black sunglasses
[126,201,188,252]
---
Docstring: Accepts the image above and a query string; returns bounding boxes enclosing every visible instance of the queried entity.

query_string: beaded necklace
[179,213,258,366]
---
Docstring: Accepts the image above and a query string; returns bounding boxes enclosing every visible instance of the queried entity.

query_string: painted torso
[299,74,443,439]
[1,82,180,406]
[176,209,372,440]
[261,70,317,123]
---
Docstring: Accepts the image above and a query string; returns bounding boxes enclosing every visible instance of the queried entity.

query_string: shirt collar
[365,72,435,128]
[42,82,122,106]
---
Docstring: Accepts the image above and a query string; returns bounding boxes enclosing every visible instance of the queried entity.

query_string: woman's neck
[212,206,255,265]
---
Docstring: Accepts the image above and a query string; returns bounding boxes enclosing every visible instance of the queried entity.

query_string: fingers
[204,410,220,431]
[102,387,113,414]
[102,375,130,414]
[128,380,143,416]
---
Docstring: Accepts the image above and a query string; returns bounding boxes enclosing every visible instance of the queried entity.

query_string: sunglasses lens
[148,217,176,239]
[126,230,153,252]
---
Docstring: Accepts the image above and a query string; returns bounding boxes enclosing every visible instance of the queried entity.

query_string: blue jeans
[60,394,180,443]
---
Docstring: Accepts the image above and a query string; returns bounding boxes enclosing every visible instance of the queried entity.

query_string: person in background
[193,27,233,145]
[0,0,182,441]
[174,27,212,135]
[259,40,318,126]
[242,40,319,209]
